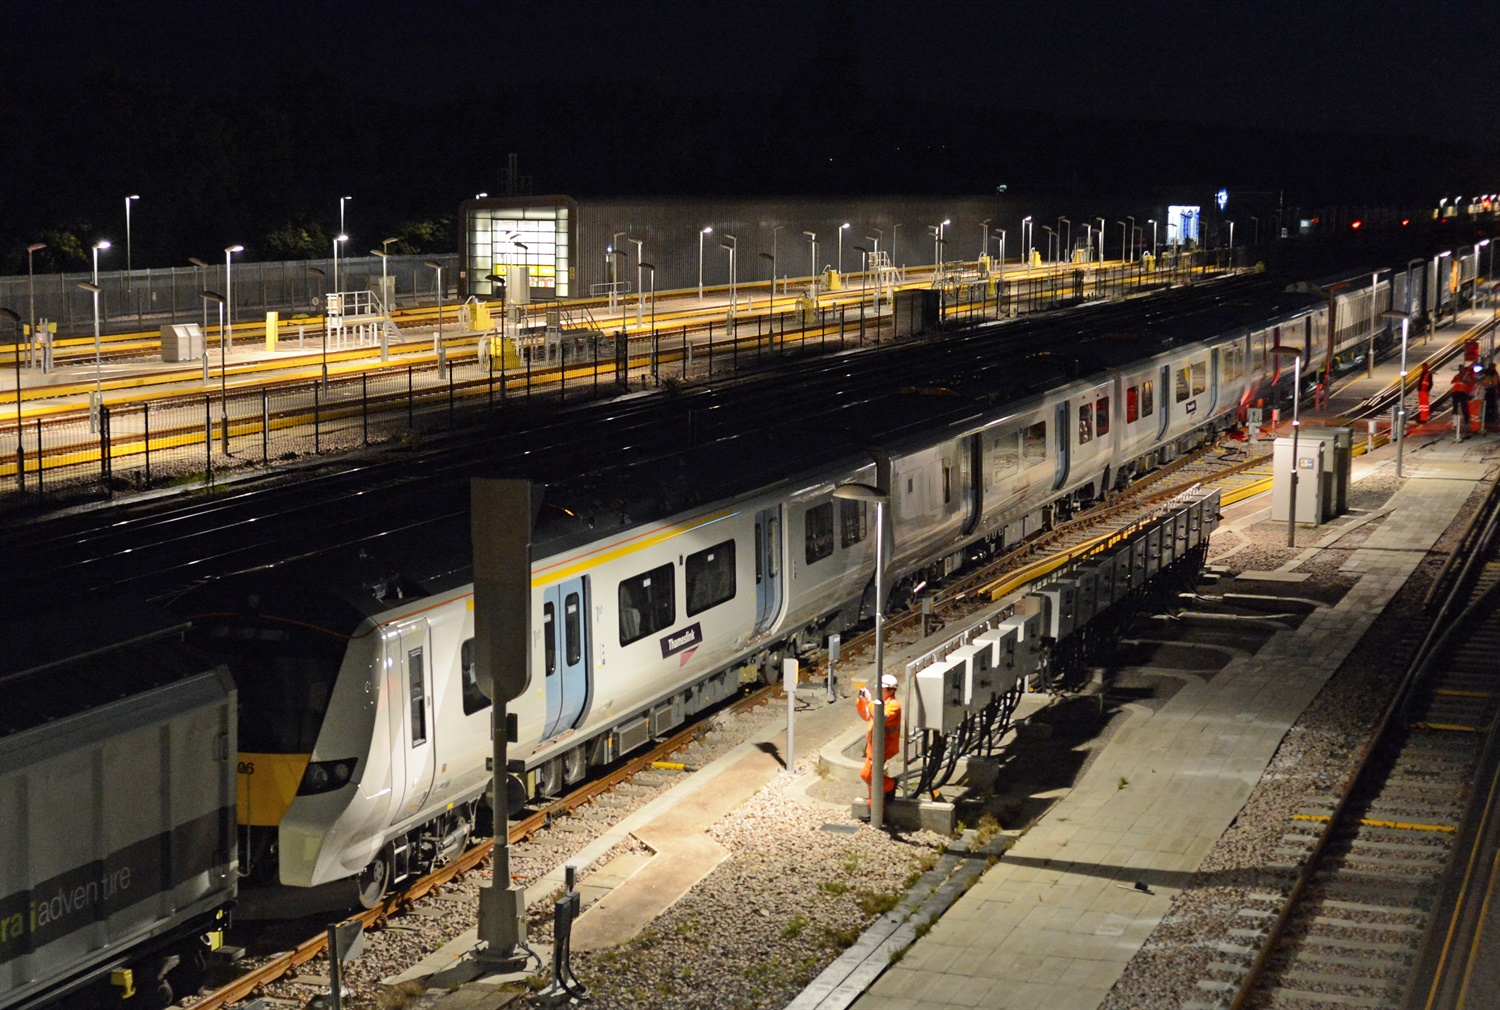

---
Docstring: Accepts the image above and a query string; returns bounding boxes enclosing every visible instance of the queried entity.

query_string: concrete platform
[836,433,1497,1007]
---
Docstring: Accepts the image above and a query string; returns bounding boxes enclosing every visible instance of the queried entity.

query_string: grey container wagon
[0,614,237,1010]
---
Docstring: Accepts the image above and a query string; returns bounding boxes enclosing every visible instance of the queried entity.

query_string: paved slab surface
[845,433,1496,1008]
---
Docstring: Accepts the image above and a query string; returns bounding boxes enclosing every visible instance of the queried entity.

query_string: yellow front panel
[237,752,310,826]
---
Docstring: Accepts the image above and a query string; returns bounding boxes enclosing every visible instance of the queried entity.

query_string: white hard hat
[880,674,898,689]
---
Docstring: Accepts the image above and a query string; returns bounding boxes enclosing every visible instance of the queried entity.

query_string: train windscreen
[186,617,346,753]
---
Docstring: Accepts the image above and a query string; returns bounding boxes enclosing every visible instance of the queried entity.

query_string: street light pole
[1,307,21,489]
[980,218,991,262]
[804,231,817,284]
[1059,217,1070,262]
[91,241,111,373]
[1042,226,1055,264]
[340,195,352,242]
[188,258,209,335]
[1383,310,1411,478]
[124,195,139,290]
[770,224,785,295]
[425,260,445,368]
[1269,346,1303,547]
[77,280,103,432]
[1149,219,1158,258]
[224,244,243,329]
[698,226,713,300]
[938,218,949,270]
[308,267,328,390]
[332,234,346,295]
[720,234,738,317]
[200,290,228,451]
[26,243,45,370]
[833,482,891,829]
[1021,216,1032,267]
[629,238,644,324]
[1095,217,1105,263]
[838,222,850,277]
[374,236,399,309]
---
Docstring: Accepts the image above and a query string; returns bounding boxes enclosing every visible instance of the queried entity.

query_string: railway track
[1197,471,1500,1010]
[187,684,779,1010]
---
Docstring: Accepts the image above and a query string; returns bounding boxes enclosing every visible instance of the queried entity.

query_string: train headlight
[296,758,358,795]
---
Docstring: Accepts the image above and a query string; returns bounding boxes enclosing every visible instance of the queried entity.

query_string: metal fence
[0,254,460,339]
[2,253,1210,512]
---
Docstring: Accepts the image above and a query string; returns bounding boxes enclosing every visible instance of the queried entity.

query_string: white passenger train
[169,272,1409,905]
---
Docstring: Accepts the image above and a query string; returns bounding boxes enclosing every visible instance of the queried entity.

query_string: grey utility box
[1271,434,1329,526]
[1299,425,1352,517]
[160,322,204,362]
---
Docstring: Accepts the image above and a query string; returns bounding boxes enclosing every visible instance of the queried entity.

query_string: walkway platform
[838,375,1498,1008]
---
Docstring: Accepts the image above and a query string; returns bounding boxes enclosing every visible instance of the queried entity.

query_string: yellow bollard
[265,311,278,351]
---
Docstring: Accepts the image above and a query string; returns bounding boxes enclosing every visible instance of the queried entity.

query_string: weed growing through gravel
[782,912,809,939]
[819,879,851,897]
[858,890,900,917]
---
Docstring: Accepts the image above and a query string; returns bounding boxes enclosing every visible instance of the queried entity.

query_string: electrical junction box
[915,658,966,734]
[1034,579,1078,639]
[947,641,997,709]
[975,626,1021,696]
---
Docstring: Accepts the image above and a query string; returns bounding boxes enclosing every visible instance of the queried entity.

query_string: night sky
[2,0,1494,270]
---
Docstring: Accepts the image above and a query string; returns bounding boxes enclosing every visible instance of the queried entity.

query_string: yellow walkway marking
[1435,689,1495,699]
[1293,813,1456,833]
[1417,722,1482,733]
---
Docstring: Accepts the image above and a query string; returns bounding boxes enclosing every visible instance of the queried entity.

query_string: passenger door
[1052,402,1071,491]
[542,577,591,740]
[754,507,783,634]
[1156,364,1171,440]
[391,618,436,820]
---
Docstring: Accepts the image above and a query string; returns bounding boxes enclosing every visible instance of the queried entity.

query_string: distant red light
[1402,219,1410,226]
[1351,220,1363,229]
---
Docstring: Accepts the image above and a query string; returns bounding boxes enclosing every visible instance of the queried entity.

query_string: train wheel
[170,939,209,999]
[355,845,394,909]
[562,745,586,785]
[536,757,564,797]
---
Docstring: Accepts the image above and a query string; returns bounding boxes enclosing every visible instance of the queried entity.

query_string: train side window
[754,524,763,585]
[805,502,834,564]
[1192,360,1206,395]
[1126,386,1139,423]
[1077,403,1092,444]
[618,563,675,646]
[942,462,953,505]
[989,430,1019,478]
[686,539,737,615]
[839,499,867,547]
[1021,421,1047,465]
[1141,380,1154,416]
[1175,366,1191,402]
[459,639,492,716]
[565,592,581,666]
[543,602,557,677]
[409,646,427,746]
[1095,396,1110,436]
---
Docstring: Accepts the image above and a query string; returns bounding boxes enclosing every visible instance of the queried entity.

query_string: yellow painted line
[1436,689,1495,699]
[1292,813,1457,833]
[1417,722,1483,733]
[1218,475,1274,506]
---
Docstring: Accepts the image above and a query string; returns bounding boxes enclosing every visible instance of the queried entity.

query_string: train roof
[166,280,1327,616]
[0,604,222,737]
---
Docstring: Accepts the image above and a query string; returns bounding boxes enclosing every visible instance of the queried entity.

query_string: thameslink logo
[660,622,703,659]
